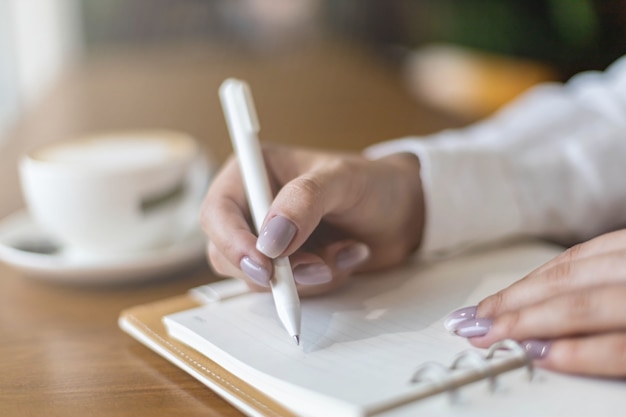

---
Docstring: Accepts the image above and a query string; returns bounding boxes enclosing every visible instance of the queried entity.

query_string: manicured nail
[240,256,271,287]
[336,243,370,270]
[521,339,552,359]
[293,263,333,286]
[454,318,492,338]
[443,306,477,332]
[257,216,297,258]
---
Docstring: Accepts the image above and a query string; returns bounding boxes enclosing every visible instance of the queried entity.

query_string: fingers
[207,241,270,292]
[290,240,371,296]
[447,231,626,377]
[202,144,419,296]
[468,285,626,347]
[477,247,626,318]
[289,250,349,297]
[543,333,626,377]
[203,148,370,290]
[208,239,370,296]
[202,156,274,285]
[450,283,626,377]
[257,152,367,258]
[525,229,626,278]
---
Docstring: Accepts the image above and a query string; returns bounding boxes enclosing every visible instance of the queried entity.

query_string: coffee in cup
[19,130,211,257]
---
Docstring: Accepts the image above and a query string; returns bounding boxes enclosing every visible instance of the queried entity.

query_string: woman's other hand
[448,229,626,377]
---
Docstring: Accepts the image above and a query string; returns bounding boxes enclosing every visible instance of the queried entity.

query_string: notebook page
[164,242,561,416]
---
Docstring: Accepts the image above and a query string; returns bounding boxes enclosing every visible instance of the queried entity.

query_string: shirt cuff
[365,136,524,257]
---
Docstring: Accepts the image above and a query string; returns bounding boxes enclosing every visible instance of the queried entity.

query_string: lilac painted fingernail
[521,339,552,359]
[293,263,333,286]
[257,216,297,258]
[443,306,477,332]
[240,256,271,287]
[336,243,370,270]
[454,318,492,338]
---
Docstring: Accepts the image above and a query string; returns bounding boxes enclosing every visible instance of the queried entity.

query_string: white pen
[219,78,302,345]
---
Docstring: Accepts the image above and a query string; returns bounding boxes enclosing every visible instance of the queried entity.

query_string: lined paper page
[164,242,561,416]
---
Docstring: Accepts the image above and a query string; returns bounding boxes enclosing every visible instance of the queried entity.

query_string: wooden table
[0,39,460,417]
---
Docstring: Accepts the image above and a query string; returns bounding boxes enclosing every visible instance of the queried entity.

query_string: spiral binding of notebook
[370,339,533,415]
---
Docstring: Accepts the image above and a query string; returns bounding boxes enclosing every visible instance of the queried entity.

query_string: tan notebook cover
[118,295,296,417]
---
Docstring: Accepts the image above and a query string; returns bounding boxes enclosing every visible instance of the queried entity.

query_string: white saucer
[0,210,208,285]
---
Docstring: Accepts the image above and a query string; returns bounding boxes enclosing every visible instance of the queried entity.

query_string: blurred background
[2,0,624,134]
[0,0,624,216]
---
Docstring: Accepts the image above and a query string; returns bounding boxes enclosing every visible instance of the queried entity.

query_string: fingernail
[443,306,477,332]
[521,339,552,359]
[293,263,333,286]
[257,216,297,258]
[240,256,271,287]
[336,243,370,270]
[454,318,492,338]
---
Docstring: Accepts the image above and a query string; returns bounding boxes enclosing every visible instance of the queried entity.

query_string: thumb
[256,159,364,258]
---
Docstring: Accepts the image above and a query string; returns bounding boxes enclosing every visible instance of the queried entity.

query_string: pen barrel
[231,132,272,232]
[220,78,302,341]
[219,80,272,232]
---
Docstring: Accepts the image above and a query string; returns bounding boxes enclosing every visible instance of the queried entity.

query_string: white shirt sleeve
[365,55,626,256]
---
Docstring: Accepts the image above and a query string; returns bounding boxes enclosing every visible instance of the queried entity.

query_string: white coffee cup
[19,130,211,257]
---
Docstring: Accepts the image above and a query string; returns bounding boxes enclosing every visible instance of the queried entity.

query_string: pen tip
[293,335,300,346]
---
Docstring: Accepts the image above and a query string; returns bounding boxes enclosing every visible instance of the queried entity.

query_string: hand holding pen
[204,79,424,302]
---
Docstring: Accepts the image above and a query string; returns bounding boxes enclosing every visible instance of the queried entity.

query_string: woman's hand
[201,143,424,296]
[447,229,626,377]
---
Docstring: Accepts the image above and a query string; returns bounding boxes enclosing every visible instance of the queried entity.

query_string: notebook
[119,241,626,417]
